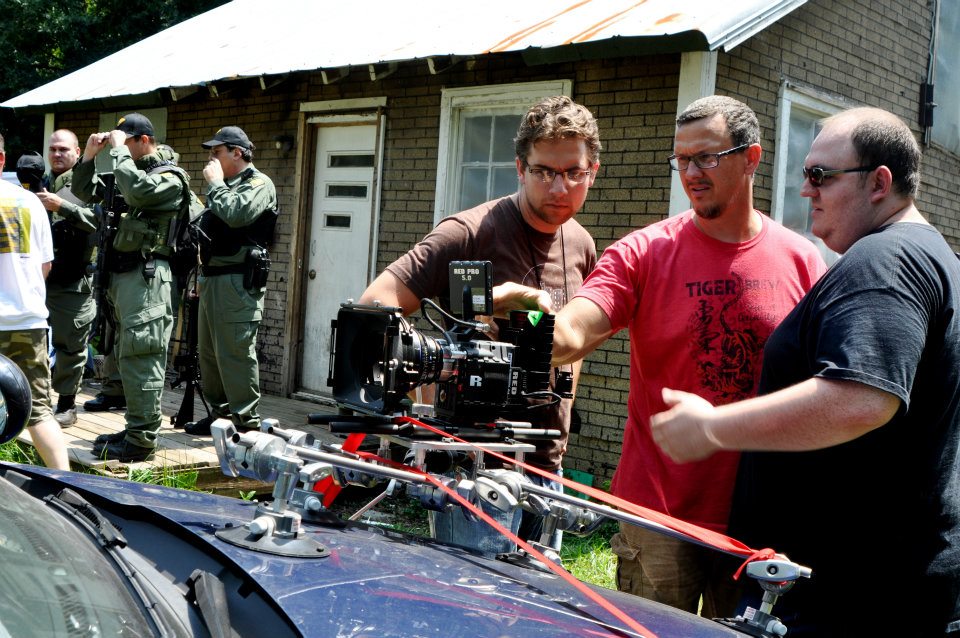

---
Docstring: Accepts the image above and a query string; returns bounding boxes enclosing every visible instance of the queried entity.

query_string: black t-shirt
[730,223,960,637]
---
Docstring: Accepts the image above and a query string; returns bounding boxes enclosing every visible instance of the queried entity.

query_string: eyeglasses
[526,165,592,184]
[802,165,878,187]
[668,144,749,171]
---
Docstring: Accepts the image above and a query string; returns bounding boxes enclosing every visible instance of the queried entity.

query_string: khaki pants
[610,522,743,618]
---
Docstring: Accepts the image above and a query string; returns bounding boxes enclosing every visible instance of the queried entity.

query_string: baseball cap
[16,151,44,174]
[201,126,254,150]
[116,113,155,138]
[16,152,45,192]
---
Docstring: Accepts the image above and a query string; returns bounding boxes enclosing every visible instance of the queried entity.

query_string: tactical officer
[184,126,277,436]
[72,113,187,462]
[34,130,98,426]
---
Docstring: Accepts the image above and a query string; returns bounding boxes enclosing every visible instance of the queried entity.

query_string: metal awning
[2,0,806,109]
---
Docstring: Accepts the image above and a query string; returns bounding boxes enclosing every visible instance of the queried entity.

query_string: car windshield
[0,477,154,637]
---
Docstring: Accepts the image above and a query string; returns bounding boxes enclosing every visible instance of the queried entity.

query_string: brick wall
[46,0,958,488]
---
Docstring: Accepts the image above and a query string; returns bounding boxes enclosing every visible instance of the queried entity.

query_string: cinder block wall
[49,0,958,489]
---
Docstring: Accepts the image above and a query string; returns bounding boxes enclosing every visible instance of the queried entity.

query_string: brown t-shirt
[386,194,597,470]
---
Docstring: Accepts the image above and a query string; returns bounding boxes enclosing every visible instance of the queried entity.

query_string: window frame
[932,0,960,154]
[433,80,573,225]
[771,81,851,263]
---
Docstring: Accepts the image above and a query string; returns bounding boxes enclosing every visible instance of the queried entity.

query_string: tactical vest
[198,168,278,263]
[43,174,95,286]
[112,160,191,260]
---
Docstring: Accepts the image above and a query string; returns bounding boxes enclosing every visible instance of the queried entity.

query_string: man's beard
[693,204,723,220]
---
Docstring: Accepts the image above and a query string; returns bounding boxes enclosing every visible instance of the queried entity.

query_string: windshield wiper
[46,488,127,547]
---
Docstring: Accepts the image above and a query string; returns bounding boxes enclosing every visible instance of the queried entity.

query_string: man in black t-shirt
[649,107,960,637]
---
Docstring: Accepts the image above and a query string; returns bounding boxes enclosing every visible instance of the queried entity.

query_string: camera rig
[328,260,572,429]
[211,417,810,638]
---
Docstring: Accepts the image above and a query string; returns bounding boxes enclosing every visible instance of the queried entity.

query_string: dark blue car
[0,461,757,637]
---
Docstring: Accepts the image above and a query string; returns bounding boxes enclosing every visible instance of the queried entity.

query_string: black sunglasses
[802,165,877,187]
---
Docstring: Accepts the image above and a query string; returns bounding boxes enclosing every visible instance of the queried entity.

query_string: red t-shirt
[576,210,826,531]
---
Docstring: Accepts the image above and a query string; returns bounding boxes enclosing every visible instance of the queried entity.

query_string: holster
[243,247,270,290]
[108,250,143,274]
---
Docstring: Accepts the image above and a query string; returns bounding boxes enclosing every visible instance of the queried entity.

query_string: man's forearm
[551,297,613,365]
[552,313,588,365]
[358,270,421,316]
[70,159,98,203]
[651,377,902,462]
[709,378,899,451]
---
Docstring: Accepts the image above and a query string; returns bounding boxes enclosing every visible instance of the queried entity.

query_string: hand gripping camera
[327,261,572,427]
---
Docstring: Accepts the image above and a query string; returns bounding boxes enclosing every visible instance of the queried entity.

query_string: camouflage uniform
[0,330,53,427]
[197,165,276,430]
[73,145,183,449]
[43,167,97,404]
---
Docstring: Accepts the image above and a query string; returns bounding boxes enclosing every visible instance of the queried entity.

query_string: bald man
[36,129,97,426]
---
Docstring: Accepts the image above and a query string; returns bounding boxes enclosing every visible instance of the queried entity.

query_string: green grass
[124,466,200,490]
[1,439,200,490]
[0,439,42,464]
[561,519,618,589]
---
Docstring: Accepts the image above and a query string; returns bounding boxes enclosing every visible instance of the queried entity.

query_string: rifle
[171,276,210,428]
[88,174,125,356]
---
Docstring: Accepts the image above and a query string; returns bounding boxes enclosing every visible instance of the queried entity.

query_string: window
[434,80,572,224]
[771,83,847,264]
[933,1,960,153]
[456,114,517,212]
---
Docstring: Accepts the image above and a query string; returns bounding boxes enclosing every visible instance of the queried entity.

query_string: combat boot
[84,393,127,412]
[54,394,77,426]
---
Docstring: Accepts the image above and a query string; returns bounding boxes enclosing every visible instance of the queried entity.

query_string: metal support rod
[519,478,747,560]
[289,443,429,486]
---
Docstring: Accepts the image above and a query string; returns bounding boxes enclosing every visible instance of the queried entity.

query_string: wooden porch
[22,381,342,495]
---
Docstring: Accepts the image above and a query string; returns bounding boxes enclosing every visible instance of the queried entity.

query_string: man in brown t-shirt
[359,95,600,553]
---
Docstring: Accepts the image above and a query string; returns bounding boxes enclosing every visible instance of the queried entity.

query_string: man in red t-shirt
[500,95,826,616]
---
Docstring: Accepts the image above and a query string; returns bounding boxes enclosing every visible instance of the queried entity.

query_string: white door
[300,123,379,393]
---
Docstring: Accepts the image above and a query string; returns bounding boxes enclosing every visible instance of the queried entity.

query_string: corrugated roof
[2,0,806,109]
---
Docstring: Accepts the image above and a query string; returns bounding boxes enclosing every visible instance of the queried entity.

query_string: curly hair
[514,96,601,165]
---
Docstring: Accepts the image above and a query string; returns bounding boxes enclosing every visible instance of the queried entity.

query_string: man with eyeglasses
[651,107,960,637]
[499,95,826,615]
[71,113,187,462]
[358,95,599,554]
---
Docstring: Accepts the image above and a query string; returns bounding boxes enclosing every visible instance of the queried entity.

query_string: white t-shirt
[0,180,53,330]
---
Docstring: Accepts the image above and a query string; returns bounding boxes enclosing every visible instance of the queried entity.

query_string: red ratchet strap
[395,416,776,576]
[350,444,658,638]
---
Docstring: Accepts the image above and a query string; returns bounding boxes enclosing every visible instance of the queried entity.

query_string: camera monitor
[448,261,492,318]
